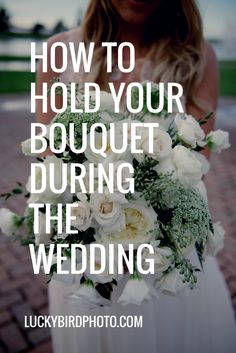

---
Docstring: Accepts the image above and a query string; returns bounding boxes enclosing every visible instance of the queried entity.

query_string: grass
[0,60,235,96]
[0,71,35,93]
[219,61,236,97]
[0,55,31,62]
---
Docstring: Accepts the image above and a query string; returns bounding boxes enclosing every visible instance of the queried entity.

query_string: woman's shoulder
[203,41,217,67]
[47,27,82,47]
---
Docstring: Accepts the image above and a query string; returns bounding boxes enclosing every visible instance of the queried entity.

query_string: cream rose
[99,199,157,249]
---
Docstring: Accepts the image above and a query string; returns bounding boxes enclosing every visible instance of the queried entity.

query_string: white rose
[21,138,43,156]
[99,111,116,123]
[142,241,172,273]
[70,201,92,231]
[143,114,174,132]
[175,114,205,148]
[90,191,127,235]
[34,212,52,245]
[100,199,157,249]
[206,129,230,153]
[100,91,115,112]
[85,244,121,284]
[102,159,134,192]
[26,155,72,203]
[66,282,111,309]
[172,146,202,185]
[206,221,225,256]
[84,131,130,165]
[135,127,172,162]
[117,277,158,305]
[21,125,50,156]
[90,90,115,112]
[157,146,202,186]
[155,155,175,175]
[115,117,141,143]
[194,180,208,203]
[0,208,19,236]
[155,268,189,295]
[192,151,210,175]
[84,131,109,164]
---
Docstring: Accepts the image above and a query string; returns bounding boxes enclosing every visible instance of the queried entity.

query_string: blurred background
[0,1,235,352]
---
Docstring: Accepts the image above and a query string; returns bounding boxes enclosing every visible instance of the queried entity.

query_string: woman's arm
[36,32,67,124]
[186,43,219,158]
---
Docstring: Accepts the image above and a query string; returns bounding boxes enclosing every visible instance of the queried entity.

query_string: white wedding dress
[49,28,236,353]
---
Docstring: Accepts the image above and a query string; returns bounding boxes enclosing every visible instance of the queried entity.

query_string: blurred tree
[53,20,68,34]
[0,7,11,32]
[32,23,45,36]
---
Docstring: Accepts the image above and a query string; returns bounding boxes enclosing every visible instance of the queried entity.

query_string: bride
[37,1,236,352]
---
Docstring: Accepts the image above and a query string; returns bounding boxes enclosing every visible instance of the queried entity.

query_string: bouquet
[0,81,230,308]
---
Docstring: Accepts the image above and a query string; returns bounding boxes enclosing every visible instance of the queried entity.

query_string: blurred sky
[0,0,236,40]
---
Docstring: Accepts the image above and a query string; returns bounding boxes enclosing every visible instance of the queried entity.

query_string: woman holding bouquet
[37,0,236,352]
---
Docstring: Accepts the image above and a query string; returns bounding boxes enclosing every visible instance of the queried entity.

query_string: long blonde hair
[81,0,205,107]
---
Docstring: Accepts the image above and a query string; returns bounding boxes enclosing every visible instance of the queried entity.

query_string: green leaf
[12,188,23,195]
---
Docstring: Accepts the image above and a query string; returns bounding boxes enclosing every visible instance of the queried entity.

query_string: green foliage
[134,156,212,259]
[175,258,198,289]
[143,174,211,248]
